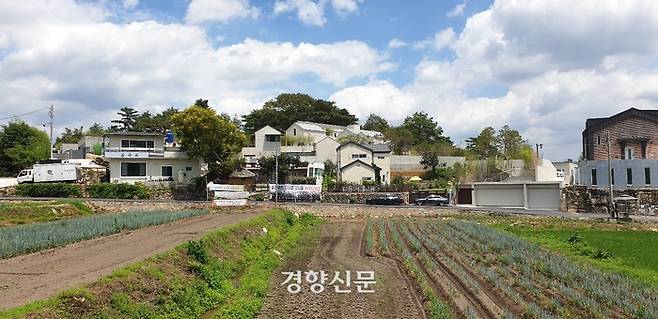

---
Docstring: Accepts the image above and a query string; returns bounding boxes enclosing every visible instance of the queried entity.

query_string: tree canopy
[362,114,389,133]
[0,121,50,176]
[465,125,530,160]
[401,111,452,145]
[171,105,247,181]
[242,93,358,134]
[110,107,139,131]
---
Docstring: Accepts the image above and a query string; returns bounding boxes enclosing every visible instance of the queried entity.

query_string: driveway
[0,178,17,188]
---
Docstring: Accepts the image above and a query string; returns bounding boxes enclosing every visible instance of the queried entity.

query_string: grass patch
[0,209,207,259]
[0,200,94,227]
[495,222,658,287]
[0,209,321,319]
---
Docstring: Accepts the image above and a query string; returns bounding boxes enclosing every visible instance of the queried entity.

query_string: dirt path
[0,211,262,310]
[257,221,425,319]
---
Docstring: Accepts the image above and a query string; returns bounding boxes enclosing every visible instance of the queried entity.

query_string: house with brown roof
[580,108,658,189]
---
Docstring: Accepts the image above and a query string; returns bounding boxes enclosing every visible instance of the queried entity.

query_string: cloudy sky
[2,0,658,160]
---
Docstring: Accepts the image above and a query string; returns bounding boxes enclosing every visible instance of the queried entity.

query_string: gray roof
[104,132,163,136]
[230,168,256,178]
[363,143,391,153]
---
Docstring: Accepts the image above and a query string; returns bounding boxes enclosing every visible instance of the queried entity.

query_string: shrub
[16,183,82,198]
[87,183,150,199]
[288,176,316,185]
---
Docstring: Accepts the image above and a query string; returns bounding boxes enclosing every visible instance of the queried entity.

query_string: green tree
[55,126,85,146]
[362,114,389,133]
[0,121,50,176]
[111,107,139,131]
[419,143,453,172]
[465,127,500,159]
[498,125,527,159]
[194,99,210,108]
[257,153,304,183]
[337,134,374,145]
[401,111,452,145]
[171,105,247,182]
[385,127,414,155]
[242,93,358,134]
[86,123,106,136]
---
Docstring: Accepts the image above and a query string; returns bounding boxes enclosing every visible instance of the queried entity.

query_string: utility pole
[48,105,54,159]
[274,151,279,203]
[606,130,615,219]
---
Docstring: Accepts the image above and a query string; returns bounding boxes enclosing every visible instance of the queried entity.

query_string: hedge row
[16,183,82,198]
[87,183,150,199]
[15,183,151,199]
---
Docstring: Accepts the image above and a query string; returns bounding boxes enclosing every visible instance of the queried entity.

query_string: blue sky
[3,0,658,160]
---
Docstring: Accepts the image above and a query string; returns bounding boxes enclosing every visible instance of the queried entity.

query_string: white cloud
[331,0,658,159]
[387,38,407,49]
[446,0,467,17]
[0,0,390,133]
[273,0,362,26]
[330,80,415,122]
[185,0,259,24]
[274,0,326,26]
[122,0,139,9]
[331,0,361,16]
[415,28,455,51]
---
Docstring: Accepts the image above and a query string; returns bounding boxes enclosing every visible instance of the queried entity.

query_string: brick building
[580,108,658,189]
[583,108,658,160]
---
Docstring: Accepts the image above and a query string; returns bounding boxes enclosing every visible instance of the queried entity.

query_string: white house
[103,132,203,185]
[337,141,392,184]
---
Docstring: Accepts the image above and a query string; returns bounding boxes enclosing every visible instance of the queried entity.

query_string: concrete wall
[578,159,658,189]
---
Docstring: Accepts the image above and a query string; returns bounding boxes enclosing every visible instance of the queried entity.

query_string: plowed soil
[0,211,263,310]
[257,221,426,319]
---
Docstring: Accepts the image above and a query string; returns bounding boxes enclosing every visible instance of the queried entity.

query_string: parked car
[415,194,449,206]
[366,194,404,205]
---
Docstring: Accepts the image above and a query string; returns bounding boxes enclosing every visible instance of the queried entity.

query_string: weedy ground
[0,200,94,227]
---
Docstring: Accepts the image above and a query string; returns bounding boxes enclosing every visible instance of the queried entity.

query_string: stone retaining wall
[321,192,410,204]
[562,185,658,214]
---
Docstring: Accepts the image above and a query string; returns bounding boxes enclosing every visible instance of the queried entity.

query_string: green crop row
[0,209,207,258]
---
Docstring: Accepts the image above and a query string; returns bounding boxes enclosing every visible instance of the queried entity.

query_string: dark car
[365,194,405,205]
[415,194,449,206]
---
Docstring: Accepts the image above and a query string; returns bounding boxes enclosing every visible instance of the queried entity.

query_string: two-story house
[337,141,391,184]
[103,132,203,185]
[580,107,658,189]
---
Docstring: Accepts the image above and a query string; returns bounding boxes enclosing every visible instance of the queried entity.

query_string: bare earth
[0,211,262,310]
[258,221,426,319]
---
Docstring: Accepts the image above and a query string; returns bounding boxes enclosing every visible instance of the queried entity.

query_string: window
[121,140,154,149]
[293,129,297,136]
[265,134,280,142]
[352,154,367,159]
[121,162,146,177]
[626,168,633,185]
[611,169,615,185]
[597,135,601,145]
[186,166,192,171]
[161,166,173,177]
[591,169,597,186]
[377,156,385,159]
[625,147,634,159]
[645,167,651,185]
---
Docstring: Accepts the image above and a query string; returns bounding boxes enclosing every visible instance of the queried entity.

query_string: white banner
[214,191,250,199]
[207,183,245,192]
[213,199,248,206]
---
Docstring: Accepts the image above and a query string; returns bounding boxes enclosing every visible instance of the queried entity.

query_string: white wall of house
[338,143,372,167]
[341,162,376,183]
[315,137,340,164]
[108,157,201,184]
[535,159,562,183]
[254,125,281,152]
[373,153,391,184]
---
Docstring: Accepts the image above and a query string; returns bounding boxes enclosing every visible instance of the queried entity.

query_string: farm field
[0,200,93,226]
[0,209,263,311]
[499,223,658,287]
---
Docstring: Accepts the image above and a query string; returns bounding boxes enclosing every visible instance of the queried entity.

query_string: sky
[2,0,658,160]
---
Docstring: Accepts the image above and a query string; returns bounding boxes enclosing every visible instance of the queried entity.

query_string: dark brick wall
[590,116,658,160]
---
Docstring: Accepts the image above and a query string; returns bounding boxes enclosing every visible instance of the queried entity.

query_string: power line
[0,106,51,121]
